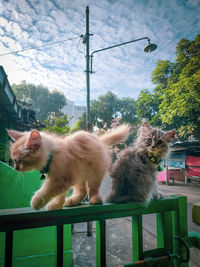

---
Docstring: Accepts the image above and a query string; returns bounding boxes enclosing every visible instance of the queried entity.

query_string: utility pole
[84,6,156,132]
[85,6,91,131]
[85,9,93,238]
[82,5,157,237]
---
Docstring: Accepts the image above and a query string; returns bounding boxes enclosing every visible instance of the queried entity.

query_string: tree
[48,89,67,116]
[119,97,138,125]
[135,90,161,126]
[76,91,139,130]
[12,81,66,122]
[43,113,70,135]
[136,34,200,140]
[152,60,174,88]
[95,91,120,128]
[73,113,87,131]
[153,34,200,139]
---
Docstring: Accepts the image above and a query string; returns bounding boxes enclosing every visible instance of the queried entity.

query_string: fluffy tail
[100,124,130,146]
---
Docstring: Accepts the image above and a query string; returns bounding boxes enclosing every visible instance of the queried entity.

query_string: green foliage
[77,91,138,130]
[152,60,174,87]
[136,34,200,140]
[72,113,87,131]
[135,89,161,126]
[158,34,200,139]
[12,81,66,123]
[125,128,138,146]
[94,91,120,128]
[43,113,70,135]
[119,97,138,125]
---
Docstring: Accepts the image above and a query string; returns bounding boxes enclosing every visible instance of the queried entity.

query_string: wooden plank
[172,211,180,267]
[64,224,73,266]
[187,231,200,249]
[177,196,188,267]
[157,211,174,264]
[132,216,143,261]
[57,224,63,267]
[192,202,200,226]
[0,196,185,232]
[0,196,188,267]
[5,230,13,267]
[96,220,106,267]
[163,211,173,252]
[156,213,164,248]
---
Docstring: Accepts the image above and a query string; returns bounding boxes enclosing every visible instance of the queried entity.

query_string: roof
[0,66,23,126]
[0,66,42,130]
[170,141,200,154]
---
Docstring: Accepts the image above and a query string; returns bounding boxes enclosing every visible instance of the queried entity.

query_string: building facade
[62,100,86,129]
[0,66,42,162]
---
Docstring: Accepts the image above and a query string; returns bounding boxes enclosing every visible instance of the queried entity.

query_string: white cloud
[0,16,8,27]
[0,0,199,107]
[187,0,200,7]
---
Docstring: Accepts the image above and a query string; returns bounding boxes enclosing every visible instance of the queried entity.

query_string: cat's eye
[146,138,152,144]
[157,140,162,145]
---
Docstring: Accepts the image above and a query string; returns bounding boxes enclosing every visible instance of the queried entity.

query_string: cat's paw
[46,201,63,211]
[153,191,164,200]
[31,196,46,210]
[64,197,80,206]
[89,195,103,205]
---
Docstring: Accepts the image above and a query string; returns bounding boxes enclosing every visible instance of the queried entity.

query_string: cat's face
[7,130,42,172]
[140,121,176,158]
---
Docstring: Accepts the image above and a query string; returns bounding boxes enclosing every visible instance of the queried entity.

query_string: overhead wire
[2,35,82,73]
[76,35,85,55]
[1,11,199,97]
[153,16,200,58]
[110,16,200,90]
[0,36,80,57]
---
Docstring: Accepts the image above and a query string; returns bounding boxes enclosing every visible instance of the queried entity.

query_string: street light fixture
[90,37,157,74]
[84,6,157,131]
[144,40,157,53]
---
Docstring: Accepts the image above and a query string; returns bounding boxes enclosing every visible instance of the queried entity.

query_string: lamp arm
[90,37,151,73]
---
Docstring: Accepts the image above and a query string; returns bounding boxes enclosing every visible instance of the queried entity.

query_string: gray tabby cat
[106,121,176,204]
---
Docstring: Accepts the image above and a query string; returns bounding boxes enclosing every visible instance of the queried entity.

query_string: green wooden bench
[0,196,193,267]
[0,161,200,267]
[192,202,200,226]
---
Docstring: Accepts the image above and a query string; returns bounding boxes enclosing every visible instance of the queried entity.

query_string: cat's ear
[7,130,24,141]
[141,120,151,129]
[165,129,176,141]
[27,130,41,150]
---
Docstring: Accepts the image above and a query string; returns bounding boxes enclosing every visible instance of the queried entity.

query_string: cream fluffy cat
[8,125,129,210]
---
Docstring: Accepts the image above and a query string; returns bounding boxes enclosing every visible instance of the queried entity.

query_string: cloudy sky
[0,0,200,106]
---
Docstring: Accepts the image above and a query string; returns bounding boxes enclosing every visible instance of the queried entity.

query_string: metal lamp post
[84,6,157,131]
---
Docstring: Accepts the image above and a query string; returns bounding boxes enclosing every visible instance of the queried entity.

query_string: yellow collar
[146,151,160,165]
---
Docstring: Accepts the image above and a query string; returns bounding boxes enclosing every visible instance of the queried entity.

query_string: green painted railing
[0,195,190,267]
[1,161,199,266]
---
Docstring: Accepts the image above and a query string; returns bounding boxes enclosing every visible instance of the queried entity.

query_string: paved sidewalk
[72,177,200,267]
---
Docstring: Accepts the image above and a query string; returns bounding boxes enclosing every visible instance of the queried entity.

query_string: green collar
[146,151,162,171]
[40,150,53,180]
